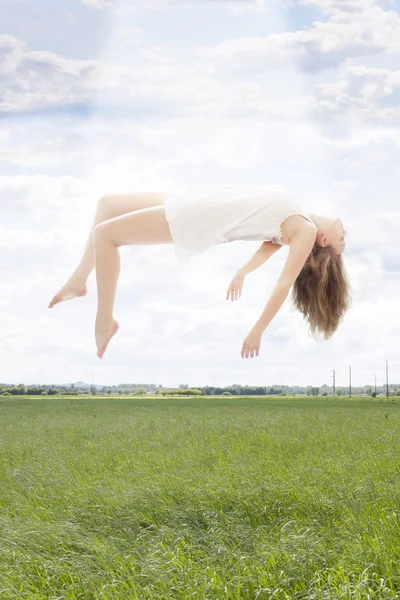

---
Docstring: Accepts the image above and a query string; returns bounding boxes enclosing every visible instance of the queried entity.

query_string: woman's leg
[48,193,164,308]
[94,204,173,359]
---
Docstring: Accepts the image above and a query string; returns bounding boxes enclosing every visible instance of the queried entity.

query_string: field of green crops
[1,394,399,599]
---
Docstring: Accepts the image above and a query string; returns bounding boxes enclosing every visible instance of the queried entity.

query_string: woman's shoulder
[282,215,317,246]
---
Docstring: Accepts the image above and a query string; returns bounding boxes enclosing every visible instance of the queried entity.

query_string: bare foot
[96,319,120,359]
[48,277,88,308]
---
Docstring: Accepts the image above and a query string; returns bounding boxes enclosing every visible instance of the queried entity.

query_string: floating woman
[48,185,352,360]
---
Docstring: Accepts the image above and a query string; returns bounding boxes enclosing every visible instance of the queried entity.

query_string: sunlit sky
[1,0,400,388]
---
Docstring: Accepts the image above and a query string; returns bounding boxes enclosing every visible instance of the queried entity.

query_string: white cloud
[312,65,400,138]
[299,0,394,15]
[0,33,312,125]
[116,27,143,45]
[104,0,268,15]
[320,65,400,105]
[0,35,25,75]
[0,227,56,249]
[229,0,267,14]
[195,7,400,72]
[80,0,115,10]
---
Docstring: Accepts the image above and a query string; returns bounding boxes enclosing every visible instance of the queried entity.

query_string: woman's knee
[94,219,121,246]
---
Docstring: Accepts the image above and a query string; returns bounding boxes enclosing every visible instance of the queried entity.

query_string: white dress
[163,184,316,264]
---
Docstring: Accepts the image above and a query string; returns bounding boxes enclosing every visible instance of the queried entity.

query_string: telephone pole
[349,365,352,398]
[330,369,336,397]
[386,360,389,398]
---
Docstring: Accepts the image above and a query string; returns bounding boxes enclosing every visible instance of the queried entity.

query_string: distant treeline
[0,384,396,397]
[0,385,285,396]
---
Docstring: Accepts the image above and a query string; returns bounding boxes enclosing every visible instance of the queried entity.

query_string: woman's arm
[241,225,317,358]
[252,226,316,334]
[237,241,282,277]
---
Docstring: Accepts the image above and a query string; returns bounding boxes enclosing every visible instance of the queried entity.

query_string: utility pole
[330,369,336,397]
[375,373,377,396]
[349,365,352,398]
[386,360,389,399]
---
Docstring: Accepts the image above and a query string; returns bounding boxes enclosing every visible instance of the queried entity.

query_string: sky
[1,0,400,389]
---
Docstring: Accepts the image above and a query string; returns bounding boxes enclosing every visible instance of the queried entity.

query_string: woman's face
[331,218,347,255]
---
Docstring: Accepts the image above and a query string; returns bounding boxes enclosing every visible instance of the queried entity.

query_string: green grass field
[0,394,399,599]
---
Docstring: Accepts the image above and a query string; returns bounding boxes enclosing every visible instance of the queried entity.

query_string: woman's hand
[226,272,244,302]
[241,328,262,359]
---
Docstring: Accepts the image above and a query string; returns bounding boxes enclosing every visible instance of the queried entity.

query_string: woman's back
[163,184,314,264]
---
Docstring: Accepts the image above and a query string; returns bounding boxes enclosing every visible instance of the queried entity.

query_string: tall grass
[0,395,399,599]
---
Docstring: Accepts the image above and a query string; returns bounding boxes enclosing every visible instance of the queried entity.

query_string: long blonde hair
[290,242,352,341]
